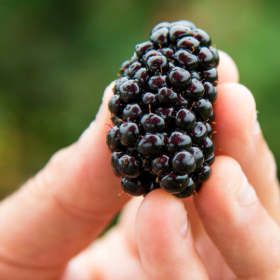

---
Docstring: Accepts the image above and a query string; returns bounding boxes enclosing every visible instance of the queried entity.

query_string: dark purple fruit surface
[107,20,218,198]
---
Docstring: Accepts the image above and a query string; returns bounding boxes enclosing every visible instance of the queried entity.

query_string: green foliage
[0,0,279,197]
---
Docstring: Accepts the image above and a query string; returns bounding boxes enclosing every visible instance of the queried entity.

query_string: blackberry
[190,146,204,170]
[134,68,149,84]
[106,126,121,152]
[176,93,189,107]
[107,20,218,197]
[205,153,215,165]
[168,131,192,153]
[147,56,168,73]
[155,107,176,125]
[186,78,205,98]
[148,75,167,91]
[200,137,214,158]
[142,93,157,108]
[108,94,124,116]
[169,25,192,42]
[151,155,170,176]
[117,154,142,178]
[137,133,164,157]
[121,176,150,196]
[118,122,139,146]
[159,47,174,58]
[190,122,208,142]
[120,80,141,102]
[142,50,161,64]
[177,37,200,52]
[173,50,198,69]
[158,87,178,105]
[174,177,195,198]
[193,99,213,120]
[176,109,196,130]
[160,172,189,194]
[122,104,142,122]
[140,113,165,133]
[169,67,191,88]
[172,150,196,175]
[135,41,153,57]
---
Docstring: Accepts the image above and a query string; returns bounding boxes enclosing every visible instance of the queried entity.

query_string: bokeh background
[0,0,280,198]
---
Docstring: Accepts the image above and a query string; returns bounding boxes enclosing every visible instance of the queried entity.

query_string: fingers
[195,156,280,279]
[61,198,146,280]
[217,50,239,84]
[61,228,148,280]
[214,83,280,223]
[136,189,209,280]
[0,83,129,278]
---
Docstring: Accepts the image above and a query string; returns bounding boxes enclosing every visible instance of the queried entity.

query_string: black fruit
[160,172,189,194]
[174,177,195,198]
[168,131,192,153]
[117,154,142,178]
[151,155,170,176]
[140,113,165,132]
[122,104,142,122]
[107,20,219,197]
[119,122,140,146]
[169,67,191,88]
[172,150,196,175]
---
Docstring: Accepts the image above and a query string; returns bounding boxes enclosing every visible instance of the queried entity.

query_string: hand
[0,51,279,280]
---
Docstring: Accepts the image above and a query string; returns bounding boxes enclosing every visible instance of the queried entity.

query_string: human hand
[0,51,279,280]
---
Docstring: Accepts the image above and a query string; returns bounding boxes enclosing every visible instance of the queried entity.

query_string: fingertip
[119,197,143,226]
[136,189,188,270]
[214,83,257,154]
[94,81,115,125]
[217,50,239,84]
[217,82,256,110]
[102,81,115,104]
[136,189,185,238]
[79,81,115,142]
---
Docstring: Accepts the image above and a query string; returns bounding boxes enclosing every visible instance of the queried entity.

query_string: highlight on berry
[106,20,219,198]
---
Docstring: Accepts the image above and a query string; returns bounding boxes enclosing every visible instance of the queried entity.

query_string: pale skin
[0,51,279,280]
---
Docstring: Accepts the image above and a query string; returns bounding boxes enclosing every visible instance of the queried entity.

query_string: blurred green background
[0,0,279,198]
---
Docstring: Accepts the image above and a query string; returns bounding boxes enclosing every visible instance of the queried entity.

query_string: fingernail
[180,212,190,239]
[252,111,261,135]
[237,174,257,206]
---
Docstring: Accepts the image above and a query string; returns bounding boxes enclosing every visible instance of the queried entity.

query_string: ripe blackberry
[107,20,218,198]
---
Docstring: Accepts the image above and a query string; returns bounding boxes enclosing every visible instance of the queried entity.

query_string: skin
[0,51,279,280]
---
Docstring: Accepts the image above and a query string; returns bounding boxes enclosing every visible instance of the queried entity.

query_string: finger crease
[0,250,63,272]
[53,196,113,225]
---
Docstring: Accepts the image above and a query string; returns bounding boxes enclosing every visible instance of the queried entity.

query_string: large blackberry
[107,20,218,198]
